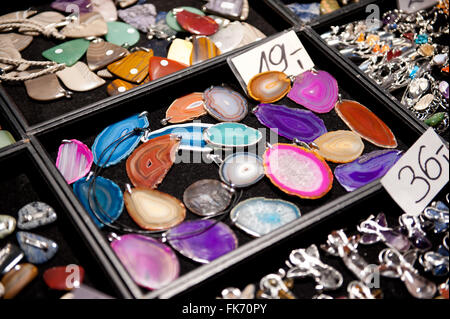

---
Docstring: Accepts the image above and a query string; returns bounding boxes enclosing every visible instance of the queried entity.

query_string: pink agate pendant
[56,139,93,184]
[263,143,333,199]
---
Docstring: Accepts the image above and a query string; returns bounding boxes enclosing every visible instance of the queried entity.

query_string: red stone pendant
[175,9,219,35]
[148,56,188,81]
[43,265,85,291]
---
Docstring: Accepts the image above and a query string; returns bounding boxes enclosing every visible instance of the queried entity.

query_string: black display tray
[0,0,293,132]
[26,27,430,299]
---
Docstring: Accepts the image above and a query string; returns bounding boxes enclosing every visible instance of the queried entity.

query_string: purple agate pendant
[254,103,327,143]
[51,0,92,13]
[334,149,402,192]
[56,139,93,184]
[110,234,179,290]
[166,220,238,263]
[287,70,338,113]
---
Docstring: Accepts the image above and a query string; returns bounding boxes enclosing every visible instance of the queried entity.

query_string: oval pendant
[108,49,153,84]
[0,215,16,239]
[247,71,291,103]
[254,103,327,143]
[17,202,57,230]
[175,9,219,36]
[92,113,149,167]
[313,130,364,163]
[287,70,338,113]
[219,152,264,188]
[264,143,333,199]
[126,134,180,189]
[145,123,212,153]
[166,6,205,32]
[162,92,207,124]
[166,220,238,263]
[124,187,185,230]
[203,86,248,122]
[16,231,58,264]
[335,100,397,148]
[334,149,402,192]
[204,122,262,148]
[73,176,124,228]
[183,179,234,217]
[230,197,301,237]
[110,234,179,290]
[56,139,93,184]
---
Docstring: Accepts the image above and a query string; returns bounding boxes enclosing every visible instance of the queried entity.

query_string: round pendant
[183,179,234,217]
[219,152,264,188]
[263,143,333,199]
[166,220,238,263]
[230,197,301,237]
[110,234,179,290]
[313,130,364,163]
[247,71,291,103]
[124,188,186,231]
[287,70,338,113]
[203,122,262,148]
[56,139,93,184]
[203,86,248,122]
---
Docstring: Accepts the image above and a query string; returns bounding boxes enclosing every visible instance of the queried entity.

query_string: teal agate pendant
[16,231,58,264]
[230,197,301,237]
[73,176,124,228]
[203,122,262,148]
[92,112,149,167]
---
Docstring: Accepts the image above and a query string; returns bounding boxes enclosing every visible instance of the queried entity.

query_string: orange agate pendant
[247,71,291,103]
[161,92,206,125]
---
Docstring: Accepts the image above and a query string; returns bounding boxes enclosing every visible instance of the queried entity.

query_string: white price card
[228,30,315,88]
[381,128,449,216]
[397,0,438,13]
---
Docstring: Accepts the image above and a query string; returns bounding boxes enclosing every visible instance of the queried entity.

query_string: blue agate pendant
[203,123,262,148]
[230,197,301,237]
[144,123,213,152]
[203,86,248,122]
[16,231,58,264]
[92,112,149,167]
[73,176,124,228]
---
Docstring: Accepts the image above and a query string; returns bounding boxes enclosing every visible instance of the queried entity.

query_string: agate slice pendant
[263,143,333,199]
[230,197,301,237]
[203,86,248,122]
[43,265,85,290]
[166,220,238,263]
[247,71,291,103]
[254,103,327,143]
[110,234,179,290]
[73,176,124,228]
[16,231,58,264]
[123,187,186,230]
[334,149,403,192]
[56,139,93,184]
[287,70,338,113]
[204,122,262,148]
[162,92,206,124]
[313,130,364,163]
[219,152,264,188]
[126,134,180,189]
[17,202,57,230]
[183,179,234,217]
[107,49,153,84]
[92,113,149,167]
[335,100,397,148]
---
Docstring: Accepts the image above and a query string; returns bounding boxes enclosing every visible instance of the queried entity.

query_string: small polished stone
[56,139,93,184]
[433,53,448,66]
[62,12,108,38]
[0,129,16,149]
[203,86,248,122]
[414,94,434,111]
[175,9,219,36]
[17,231,58,264]
[190,36,221,65]
[0,244,24,275]
[87,39,129,71]
[418,44,434,57]
[43,265,85,290]
[148,56,188,81]
[163,92,206,124]
[204,122,262,148]
[118,3,157,32]
[105,21,140,47]
[124,188,186,231]
[425,112,446,127]
[167,38,193,66]
[247,71,291,103]
[1,263,38,299]
[92,0,117,22]
[220,152,264,188]
[0,215,16,239]
[335,100,397,148]
[108,50,153,84]
[314,130,364,163]
[439,81,449,99]
[42,39,90,67]
[17,202,57,230]
[166,6,205,32]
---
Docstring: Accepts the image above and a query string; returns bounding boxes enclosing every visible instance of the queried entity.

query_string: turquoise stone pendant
[92,113,149,167]
[0,215,16,239]
[73,176,124,228]
[230,197,301,237]
[16,231,58,264]
[203,122,262,148]
[42,39,90,67]
[106,21,140,47]
[17,202,57,230]
[203,86,248,122]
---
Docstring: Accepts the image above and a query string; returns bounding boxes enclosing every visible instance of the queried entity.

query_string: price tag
[381,128,449,216]
[227,30,314,91]
[397,0,438,13]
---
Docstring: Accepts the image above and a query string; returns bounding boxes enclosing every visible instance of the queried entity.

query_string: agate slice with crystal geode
[124,187,186,230]
[110,234,180,290]
[203,122,262,148]
[219,152,264,188]
[263,143,333,199]
[166,220,238,263]
[247,71,291,103]
[230,197,301,237]
[163,92,206,124]
[254,103,327,143]
[203,86,248,122]
[56,139,93,184]
[313,130,364,163]
[334,149,403,192]
[335,100,397,148]
[287,70,338,113]
[126,134,180,189]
